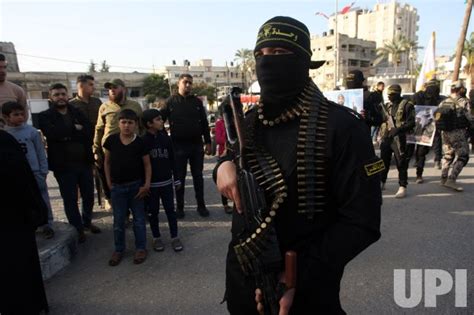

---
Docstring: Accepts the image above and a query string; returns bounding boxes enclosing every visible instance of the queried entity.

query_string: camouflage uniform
[441,96,471,180]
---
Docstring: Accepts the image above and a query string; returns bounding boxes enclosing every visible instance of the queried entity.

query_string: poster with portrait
[323,88,364,114]
[406,105,436,146]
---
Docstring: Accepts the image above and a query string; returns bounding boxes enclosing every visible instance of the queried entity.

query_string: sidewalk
[36,174,113,280]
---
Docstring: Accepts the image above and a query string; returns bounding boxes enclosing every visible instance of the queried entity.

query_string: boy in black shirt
[103,109,151,266]
[142,109,183,252]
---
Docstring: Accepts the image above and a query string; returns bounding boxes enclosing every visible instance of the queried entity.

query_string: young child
[214,108,233,214]
[142,109,183,252]
[2,101,55,239]
[103,109,151,266]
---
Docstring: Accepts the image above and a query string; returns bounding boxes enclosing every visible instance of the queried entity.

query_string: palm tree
[463,32,474,75]
[376,35,415,72]
[234,48,254,89]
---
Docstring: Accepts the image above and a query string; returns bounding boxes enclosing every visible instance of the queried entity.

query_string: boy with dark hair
[3,101,54,239]
[142,109,183,252]
[104,109,151,266]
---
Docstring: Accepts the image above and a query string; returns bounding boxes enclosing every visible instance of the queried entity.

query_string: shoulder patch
[364,158,385,176]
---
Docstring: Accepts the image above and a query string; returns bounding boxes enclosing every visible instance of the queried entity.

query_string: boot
[395,186,406,198]
[443,179,463,192]
[415,176,424,184]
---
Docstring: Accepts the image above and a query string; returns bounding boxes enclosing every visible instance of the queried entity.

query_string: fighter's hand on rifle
[216,161,242,213]
[255,272,296,315]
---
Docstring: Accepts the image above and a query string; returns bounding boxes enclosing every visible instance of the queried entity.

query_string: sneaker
[381,182,386,191]
[224,205,233,214]
[443,179,463,192]
[42,226,55,239]
[84,223,102,234]
[176,208,185,219]
[197,206,210,217]
[415,176,424,184]
[171,238,183,252]
[133,249,147,264]
[153,238,165,252]
[108,251,123,267]
[395,186,406,198]
[78,230,86,243]
[104,199,112,212]
[434,161,441,170]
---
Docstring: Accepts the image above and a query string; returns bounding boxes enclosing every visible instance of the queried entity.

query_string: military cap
[104,78,126,89]
[254,16,325,69]
[425,79,440,88]
[450,80,464,89]
[346,70,365,84]
[387,84,402,95]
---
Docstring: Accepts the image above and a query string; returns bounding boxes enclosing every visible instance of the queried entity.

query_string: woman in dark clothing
[0,130,49,314]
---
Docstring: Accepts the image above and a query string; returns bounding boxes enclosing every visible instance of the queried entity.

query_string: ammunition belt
[233,80,329,274]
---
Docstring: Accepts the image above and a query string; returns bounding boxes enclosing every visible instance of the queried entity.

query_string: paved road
[43,153,474,314]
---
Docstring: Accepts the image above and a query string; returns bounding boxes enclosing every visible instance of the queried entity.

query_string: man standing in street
[409,79,445,182]
[93,78,143,205]
[162,74,212,218]
[0,53,27,128]
[437,81,471,192]
[70,75,102,132]
[69,75,107,208]
[39,83,101,243]
[379,84,415,198]
[345,70,384,129]
[215,16,381,314]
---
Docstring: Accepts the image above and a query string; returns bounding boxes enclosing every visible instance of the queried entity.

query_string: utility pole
[453,0,473,81]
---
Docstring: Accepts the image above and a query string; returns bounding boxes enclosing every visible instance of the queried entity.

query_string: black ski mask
[254,16,323,119]
[256,54,309,117]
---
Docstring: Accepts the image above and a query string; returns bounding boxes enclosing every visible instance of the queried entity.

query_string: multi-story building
[310,32,376,91]
[0,42,20,72]
[157,59,245,89]
[328,1,419,72]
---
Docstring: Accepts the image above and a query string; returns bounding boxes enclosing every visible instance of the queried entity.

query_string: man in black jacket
[345,70,384,129]
[162,74,212,218]
[215,16,381,314]
[39,83,101,243]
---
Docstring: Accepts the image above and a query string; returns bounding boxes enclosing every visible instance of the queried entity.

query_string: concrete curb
[36,222,78,280]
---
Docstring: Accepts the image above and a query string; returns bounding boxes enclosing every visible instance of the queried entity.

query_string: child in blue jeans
[142,109,183,252]
[104,109,151,266]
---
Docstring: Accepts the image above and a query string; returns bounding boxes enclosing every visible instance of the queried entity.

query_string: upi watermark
[394,269,468,308]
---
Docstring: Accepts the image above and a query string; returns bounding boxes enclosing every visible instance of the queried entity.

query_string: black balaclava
[254,16,313,119]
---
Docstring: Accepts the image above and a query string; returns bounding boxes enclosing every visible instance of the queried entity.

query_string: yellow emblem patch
[364,159,385,176]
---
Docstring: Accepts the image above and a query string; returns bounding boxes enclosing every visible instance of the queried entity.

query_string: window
[326,45,333,51]
[349,59,359,66]
[360,60,370,67]
[130,88,140,98]
[348,45,356,52]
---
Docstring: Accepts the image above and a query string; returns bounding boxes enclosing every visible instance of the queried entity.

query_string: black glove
[388,128,399,138]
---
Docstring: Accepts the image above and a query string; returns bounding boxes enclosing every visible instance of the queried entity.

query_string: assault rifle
[222,88,297,315]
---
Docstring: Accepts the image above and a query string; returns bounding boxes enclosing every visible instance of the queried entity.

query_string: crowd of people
[1,13,473,313]
[0,53,221,270]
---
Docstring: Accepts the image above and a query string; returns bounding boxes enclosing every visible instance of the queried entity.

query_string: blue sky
[1,0,472,72]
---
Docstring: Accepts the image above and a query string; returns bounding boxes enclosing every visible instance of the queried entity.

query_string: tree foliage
[234,48,255,89]
[376,35,419,69]
[88,60,96,73]
[192,82,217,104]
[100,60,110,72]
[143,74,171,103]
[463,32,474,74]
